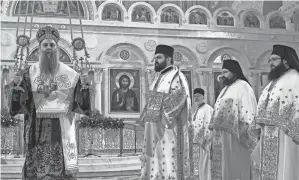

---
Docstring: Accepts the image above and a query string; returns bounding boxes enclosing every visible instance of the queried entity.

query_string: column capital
[93,68,105,84]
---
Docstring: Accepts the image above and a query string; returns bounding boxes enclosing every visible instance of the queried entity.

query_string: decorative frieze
[1,32,14,46]
[144,40,156,52]
[196,41,209,54]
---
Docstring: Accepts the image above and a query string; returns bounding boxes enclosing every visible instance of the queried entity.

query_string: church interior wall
[1,0,299,116]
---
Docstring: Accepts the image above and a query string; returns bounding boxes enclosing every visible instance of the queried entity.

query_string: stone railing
[1,122,201,175]
[0,122,144,157]
[77,122,144,157]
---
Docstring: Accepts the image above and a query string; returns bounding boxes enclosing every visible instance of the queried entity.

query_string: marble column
[247,72,258,97]
[146,68,156,87]
[196,69,212,104]
[94,68,104,113]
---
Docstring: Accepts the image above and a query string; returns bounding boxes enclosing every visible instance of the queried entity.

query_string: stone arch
[213,7,239,27]
[239,9,265,28]
[157,4,184,25]
[206,47,250,73]
[172,45,198,66]
[102,43,148,65]
[98,1,127,22]
[7,0,95,20]
[231,1,263,15]
[128,2,156,23]
[266,10,287,29]
[255,49,272,71]
[185,5,212,26]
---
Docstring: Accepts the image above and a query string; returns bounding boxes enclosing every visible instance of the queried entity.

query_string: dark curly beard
[39,50,59,76]
[154,60,167,72]
[268,61,288,81]
[222,75,237,86]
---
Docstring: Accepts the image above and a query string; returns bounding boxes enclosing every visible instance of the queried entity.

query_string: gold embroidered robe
[192,103,214,180]
[249,69,299,180]
[8,62,91,179]
[137,66,191,180]
[208,79,257,180]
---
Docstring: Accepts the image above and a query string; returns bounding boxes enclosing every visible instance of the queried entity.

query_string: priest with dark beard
[137,45,191,179]
[249,45,299,180]
[208,59,257,180]
[8,26,91,179]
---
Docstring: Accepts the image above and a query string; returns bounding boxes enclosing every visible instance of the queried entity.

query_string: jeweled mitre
[36,25,60,44]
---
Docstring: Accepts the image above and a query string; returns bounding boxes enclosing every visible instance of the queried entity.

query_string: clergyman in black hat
[208,59,257,180]
[250,45,299,179]
[137,44,192,179]
[191,88,214,180]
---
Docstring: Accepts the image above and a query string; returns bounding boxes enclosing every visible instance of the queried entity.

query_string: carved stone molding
[245,44,257,67]
[1,32,14,46]
[93,68,104,84]
[196,69,211,87]
[144,40,156,52]
[279,1,299,18]
[1,1,10,16]
[232,1,263,14]
[146,69,156,85]
[173,52,182,62]
[196,41,209,54]
[196,69,204,76]
[248,72,257,77]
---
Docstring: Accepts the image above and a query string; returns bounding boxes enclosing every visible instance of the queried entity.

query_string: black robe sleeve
[9,68,34,116]
[71,78,91,116]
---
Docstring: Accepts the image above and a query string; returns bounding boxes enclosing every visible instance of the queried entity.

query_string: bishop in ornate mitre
[8,26,91,179]
[249,45,299,180]
[137,45,191,179]
[208,60,257,180]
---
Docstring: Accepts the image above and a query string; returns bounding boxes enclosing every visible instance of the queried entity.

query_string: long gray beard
[40,50,58,76]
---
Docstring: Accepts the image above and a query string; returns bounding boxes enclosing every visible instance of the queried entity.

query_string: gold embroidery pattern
[36,112,64,118]
[211,130,222,180]
[147,91,165,110]
[55,75,71,89]
[176,111,183,180]
[209,98,256,152]
[188,127,194,178]
[143,91,165,123]
[255,98,299,144]
[66,142,77,161]
[163,87,187,126]
[261,126,279,180]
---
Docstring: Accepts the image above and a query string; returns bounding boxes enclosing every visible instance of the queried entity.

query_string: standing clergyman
[8,26,91,179]
[250,45,299,180]
[191,88,213,180]
[137,45,191,179]
[208,59,257,180]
